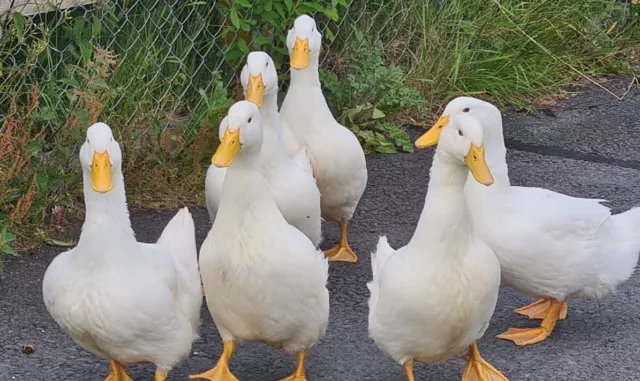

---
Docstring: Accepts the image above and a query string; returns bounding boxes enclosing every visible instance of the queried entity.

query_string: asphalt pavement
[1,77,639,380]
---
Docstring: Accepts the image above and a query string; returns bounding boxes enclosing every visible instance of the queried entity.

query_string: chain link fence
[0,0,429,132]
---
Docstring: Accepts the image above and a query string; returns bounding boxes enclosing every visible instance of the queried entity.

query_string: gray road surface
[1,77,639,380]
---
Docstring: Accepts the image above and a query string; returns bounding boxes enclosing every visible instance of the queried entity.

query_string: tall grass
[332,0,638,113]
[414,0,637,108]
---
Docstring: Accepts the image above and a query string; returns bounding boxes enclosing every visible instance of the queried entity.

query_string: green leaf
[226,48,245,62]
[274,46,289,56]
[237,38,249,54]
[327,7,339,21]
[372,108,385,119]
[198,88,209,102]
[284,0,293,12]
[25,140,44,155]
[235,0,252,7]
[263,10,279,26]
[77,39,93,62]
[1,244,17,256]
[274,3,286,19]
[12,12,25,37]
[324,27,335,42]
[73,17,86,39]
[264,0,273,12]
[29,107,57,122]
[298,2,325,14]
[73,108,90,128]
[229,8,241,29]
[254,35,272,46]
[240,21,252,32]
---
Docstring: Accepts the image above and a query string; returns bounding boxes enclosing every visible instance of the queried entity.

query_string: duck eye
[458,130,464,136]
[87,139,90,144]
[463,107,470,112]
[265,61,269,67]
[248,117,252,123]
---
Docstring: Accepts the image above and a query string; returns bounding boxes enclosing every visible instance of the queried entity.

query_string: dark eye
[87,139,90,144]
[312,27,315,32]
[248,117,252,123]
[463,107,470,112]
[458,129,464,136]
[265,61,268,67]
[110,137,113,142]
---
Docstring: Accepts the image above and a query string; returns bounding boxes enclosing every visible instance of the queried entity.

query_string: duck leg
[155,369,168,381]
[190,341,239,381]
[104,360,133,381]
[514,299,568,320]
[461,342,508,381]
[497,299,563,346]
[279,350,308,381]
[403,359,415,381]
[323,218,358,263]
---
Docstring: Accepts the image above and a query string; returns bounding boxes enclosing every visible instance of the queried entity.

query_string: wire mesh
[0,0,423,131]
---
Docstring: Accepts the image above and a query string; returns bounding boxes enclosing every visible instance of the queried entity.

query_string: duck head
[287,14,322,70]
[416,96,501,149]
[212,101,262,168]
[79,122,122,193]
[240,51,279,108]
[437,114,494,186]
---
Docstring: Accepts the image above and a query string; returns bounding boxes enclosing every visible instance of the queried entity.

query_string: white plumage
[426,96,640,346]
[42,122,201,379]
[205,52,322,248]
[194,101,329,381]
[368,115,507,381]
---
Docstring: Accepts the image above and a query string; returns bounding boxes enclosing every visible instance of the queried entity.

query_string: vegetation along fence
[0,0,637,263]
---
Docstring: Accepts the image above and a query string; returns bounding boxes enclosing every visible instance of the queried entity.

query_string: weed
[321,29,423,153]
[380,0,638,110]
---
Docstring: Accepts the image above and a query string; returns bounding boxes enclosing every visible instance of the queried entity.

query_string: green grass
[0,0,638,265]
[396,0,637,109]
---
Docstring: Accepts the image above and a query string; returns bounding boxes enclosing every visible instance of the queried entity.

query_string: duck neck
[289,58,321,88]
[260,92,283,139]
[483,115,509,186]
[409,152,472,251]
[220,146,271,211]
[79,167,135,244]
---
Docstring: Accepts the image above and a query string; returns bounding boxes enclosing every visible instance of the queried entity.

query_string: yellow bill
[212,128,241,168]
[246,74,265,108]
[91,151,113,193]
[465,144,494,186]
[291,37,310,70]
[415,115,449,148]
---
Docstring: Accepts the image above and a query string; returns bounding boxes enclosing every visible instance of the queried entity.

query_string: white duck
[417,96,640,346]
[280,14,368,263]
[241,50,322,246]
[42,122,202,381]
[368,115,508,381]
[192,101,329,381]
[205,52,322,247]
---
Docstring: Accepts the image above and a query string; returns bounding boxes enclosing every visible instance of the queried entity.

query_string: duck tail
[601,207,640,288]
[367,236,395,311]
[158,207,198,270]
[157,207,202,334]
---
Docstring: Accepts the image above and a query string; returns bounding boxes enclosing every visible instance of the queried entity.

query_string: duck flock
[40,14,640,381]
